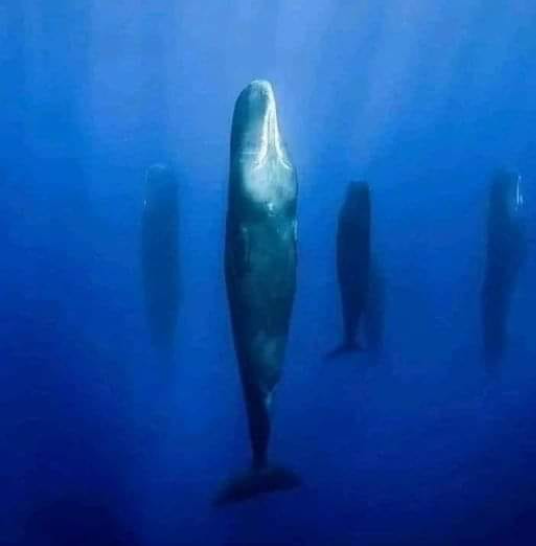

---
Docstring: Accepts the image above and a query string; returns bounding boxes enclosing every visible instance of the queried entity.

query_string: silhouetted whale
[141,163,179,358]
[327,181,371,358]
[482,169,526,369]
[217,80,300,505]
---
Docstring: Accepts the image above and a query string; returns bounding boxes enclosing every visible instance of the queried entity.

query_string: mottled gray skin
[141,163,179,357]
[225,80,297,472]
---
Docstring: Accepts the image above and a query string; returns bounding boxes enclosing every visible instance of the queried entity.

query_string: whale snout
[490,169,524,218]
[234,80,275,126]
[231,79,290,170]
[243,79,274,108]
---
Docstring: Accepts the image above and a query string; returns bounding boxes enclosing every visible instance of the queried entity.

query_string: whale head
[490,169,523,222]
[230,80,296,208]
[231,80,289,164]
[344,181,370,215]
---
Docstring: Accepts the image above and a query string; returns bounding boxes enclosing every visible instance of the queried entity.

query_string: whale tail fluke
[214,465,300,506]
[324,341,363,360]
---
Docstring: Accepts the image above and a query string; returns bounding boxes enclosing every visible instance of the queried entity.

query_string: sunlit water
[2,2,536,545]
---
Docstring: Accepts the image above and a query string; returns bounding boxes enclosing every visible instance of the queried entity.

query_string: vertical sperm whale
[482,169,526,369]
[141,163,179,357]
[218,80,300,505]
[327,181,371,358]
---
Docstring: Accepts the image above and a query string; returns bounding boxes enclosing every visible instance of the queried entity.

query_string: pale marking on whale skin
[252,83,291,172]
[251,331,284,395]
[239,82,294,208]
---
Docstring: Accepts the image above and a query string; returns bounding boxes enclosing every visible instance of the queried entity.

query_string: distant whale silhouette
[327,181,371,359]
[481,169,526,369]
[141,163,179,357]
[217,80,300,505]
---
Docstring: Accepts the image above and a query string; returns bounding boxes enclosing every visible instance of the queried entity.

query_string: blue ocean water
[2,2,536,544]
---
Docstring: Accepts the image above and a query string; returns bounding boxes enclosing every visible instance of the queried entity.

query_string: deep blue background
[2,2,536,544]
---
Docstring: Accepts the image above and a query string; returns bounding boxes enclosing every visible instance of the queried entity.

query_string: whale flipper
[214,465,300,506]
